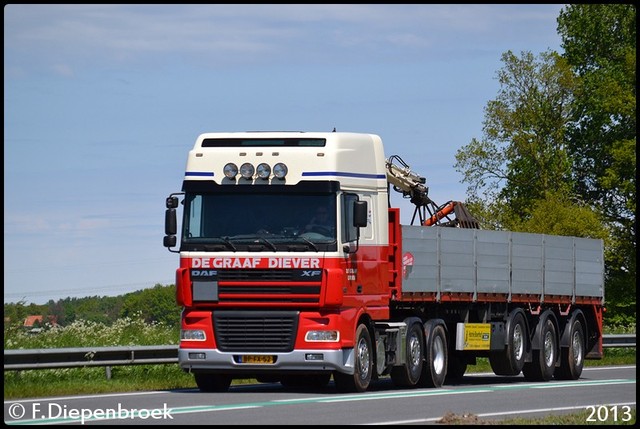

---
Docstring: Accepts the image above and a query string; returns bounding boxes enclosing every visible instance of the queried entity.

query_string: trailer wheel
[523,315,557,382]
[419,321,447,388]
[334,324,373,392]
[194,373,232,392]
[489,311,527,376]
[390,319,424,388]
[555,319,585,380]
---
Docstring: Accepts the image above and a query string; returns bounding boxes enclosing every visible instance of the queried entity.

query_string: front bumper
[179,347,355,375]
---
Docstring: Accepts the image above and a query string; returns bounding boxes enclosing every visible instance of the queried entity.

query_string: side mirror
[164,194,182,252]
[353,200,367,228]
[166,196,179,209]
[165,208,177,236]
[163,235,177,248]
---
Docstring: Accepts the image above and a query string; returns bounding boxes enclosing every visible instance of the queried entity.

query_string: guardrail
[3,334,635,373]
[602,333,636,348]
[4,345,178,371]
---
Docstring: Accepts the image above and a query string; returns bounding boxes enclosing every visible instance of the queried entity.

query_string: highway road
[4,365,635,425]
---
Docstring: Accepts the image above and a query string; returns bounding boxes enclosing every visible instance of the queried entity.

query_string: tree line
[454,4,635,326]
[3,284,180,329]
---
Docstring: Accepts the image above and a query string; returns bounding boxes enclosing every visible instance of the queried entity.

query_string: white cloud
[4,4,564,74]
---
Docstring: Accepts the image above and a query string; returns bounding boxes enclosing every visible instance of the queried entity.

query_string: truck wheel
[490,311,527,376]
[390,319,424,388]
[194,373,232,392]
[419,321,447,388]
[334,324,373,392]
[523,316,557,382]
[555,319,585,380]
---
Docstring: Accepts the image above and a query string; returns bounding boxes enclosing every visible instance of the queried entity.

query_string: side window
[360,195,373,240]
[184,195,203,238]
[342,193,359,243]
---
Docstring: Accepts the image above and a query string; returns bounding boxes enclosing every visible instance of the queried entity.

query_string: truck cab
[164,132,392,392]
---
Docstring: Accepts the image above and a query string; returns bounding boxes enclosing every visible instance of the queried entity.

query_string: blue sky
[4,4,565,304]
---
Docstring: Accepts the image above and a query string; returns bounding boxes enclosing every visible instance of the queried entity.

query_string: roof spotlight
[223,163,238,179]
[240,162,255,179]
[273,162,288,179]
[256,163,271,179]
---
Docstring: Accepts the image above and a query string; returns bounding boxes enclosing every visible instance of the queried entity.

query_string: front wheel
[334,323,373,393]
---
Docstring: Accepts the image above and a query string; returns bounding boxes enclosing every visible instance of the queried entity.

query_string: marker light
[256,163,271,179]
[273,162,288,179]
[223,163,238,179]
[240,163,255,179]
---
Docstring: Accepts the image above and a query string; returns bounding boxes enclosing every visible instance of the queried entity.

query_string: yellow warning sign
[462,323,491,350]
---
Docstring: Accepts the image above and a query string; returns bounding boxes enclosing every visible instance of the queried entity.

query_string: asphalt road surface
[4,365,635,425]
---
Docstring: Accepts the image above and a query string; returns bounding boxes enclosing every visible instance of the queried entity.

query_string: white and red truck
[163,131,605,393]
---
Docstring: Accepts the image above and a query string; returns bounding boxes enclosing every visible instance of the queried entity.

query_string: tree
[120,284,180,327]
[557,4,636,324]
[454,6,636,324]
[454,49,576,220]
[510,190,608,239]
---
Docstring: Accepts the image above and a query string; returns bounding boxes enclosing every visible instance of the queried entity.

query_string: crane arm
[385,155,479,229]
[385,155,432,207]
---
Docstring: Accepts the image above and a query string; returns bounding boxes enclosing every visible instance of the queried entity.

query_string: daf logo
[192,270,218,277]
[301,270,322,277]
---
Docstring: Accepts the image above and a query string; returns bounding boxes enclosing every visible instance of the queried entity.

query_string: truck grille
[216,269,322,304]
[218,270,300,281]
[214,311,298,352]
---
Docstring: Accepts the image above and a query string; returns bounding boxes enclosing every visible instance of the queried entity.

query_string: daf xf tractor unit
[163,131,604,393]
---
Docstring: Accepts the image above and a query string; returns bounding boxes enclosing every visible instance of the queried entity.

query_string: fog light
[189,352,206,360]
[305,353,324,361]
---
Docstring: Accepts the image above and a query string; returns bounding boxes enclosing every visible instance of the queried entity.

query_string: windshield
[181,192,337,252]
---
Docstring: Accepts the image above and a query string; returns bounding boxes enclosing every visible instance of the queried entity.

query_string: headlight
[181,329,206,341]
[273,162,288,179]
[240,163,255,179]
[305,330,340,342]
[256,163,271,179]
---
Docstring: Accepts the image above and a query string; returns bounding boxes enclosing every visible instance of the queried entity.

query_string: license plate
[240,355,274,364]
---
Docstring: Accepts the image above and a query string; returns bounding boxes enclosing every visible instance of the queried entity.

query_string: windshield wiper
[295,235,318,252]
[255,236,277,251]
[221,236,237,252]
